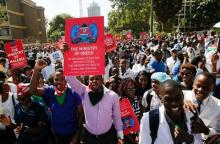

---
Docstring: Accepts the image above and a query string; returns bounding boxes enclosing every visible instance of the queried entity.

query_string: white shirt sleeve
[141,91,148,107]
[139,112,152,144]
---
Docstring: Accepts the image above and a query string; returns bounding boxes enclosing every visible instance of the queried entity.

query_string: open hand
[184,100,198,113]
[0,114,11,126]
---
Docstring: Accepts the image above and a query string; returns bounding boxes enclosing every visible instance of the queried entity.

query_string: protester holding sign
[66,75,124,144]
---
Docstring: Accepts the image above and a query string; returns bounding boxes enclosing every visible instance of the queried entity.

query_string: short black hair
[55,68,63,73]
[161,79,182,91]
[195,72,216,85]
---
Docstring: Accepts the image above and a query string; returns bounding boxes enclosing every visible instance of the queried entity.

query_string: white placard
[49,50,64,64]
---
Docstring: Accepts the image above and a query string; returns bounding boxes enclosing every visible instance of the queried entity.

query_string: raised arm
[30,59,47,96]
[65,76,87,97]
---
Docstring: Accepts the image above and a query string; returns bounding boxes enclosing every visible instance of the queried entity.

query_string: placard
[4,40,27,69]
[120,98,140,135]
[49,50,64,63]
[64,16,105,76]
[104,34,117,52]
[126,32,133,40]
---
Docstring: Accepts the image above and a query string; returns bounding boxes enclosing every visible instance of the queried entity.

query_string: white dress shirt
[141,90,161,111]
[119,68,136,80]
[183,90,220,140]
[166,56,176,74]
[41,64,55,81]
[139,106,202,144]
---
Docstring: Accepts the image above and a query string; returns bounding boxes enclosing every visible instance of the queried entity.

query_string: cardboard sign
[4,40,27,69]
[64,16,105,76]
[104,34,117,52]
[126,32,133,40]
[49,50,64,63]
[120,98,140,135]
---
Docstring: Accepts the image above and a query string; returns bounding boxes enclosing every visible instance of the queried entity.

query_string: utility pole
[79,0,83,17]
[150,0,154,37]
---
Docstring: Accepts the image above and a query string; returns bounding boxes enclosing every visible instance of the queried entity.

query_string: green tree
[153,0,182,32]
[108,0,151,37]
[190,0,220,31]
[47,13,72,41]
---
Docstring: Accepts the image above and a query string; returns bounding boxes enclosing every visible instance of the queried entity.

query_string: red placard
[115,35,121,41]
[4,40,27,69]
[140,32,148,40]
[126,32,133,40]
[64,16,105,76]
[120,98,140,135]
[104,34,117,52]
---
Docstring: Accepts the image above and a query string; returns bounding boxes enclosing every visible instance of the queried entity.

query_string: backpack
[149,109,159,144]
[145,89,153,112]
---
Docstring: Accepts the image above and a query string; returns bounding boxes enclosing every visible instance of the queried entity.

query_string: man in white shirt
[184,72,220,143]
[0,79,18,144]
[132,54,147,74]
[119,58,136,80]
[41,57,55,81]
[142,72,171,112]
[139,80,202,144]
[166,48,177,75]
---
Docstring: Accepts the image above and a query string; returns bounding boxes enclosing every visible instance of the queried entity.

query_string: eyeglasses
[127,88,136,92]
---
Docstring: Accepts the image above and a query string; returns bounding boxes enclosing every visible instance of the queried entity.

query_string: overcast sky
[34,0,113,26]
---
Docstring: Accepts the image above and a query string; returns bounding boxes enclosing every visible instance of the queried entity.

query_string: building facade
[87,2,100,17]
[0,0,47,43]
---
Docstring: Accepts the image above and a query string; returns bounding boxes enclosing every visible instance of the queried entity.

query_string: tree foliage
[153,0,182,32]
[47,13,72,41]
[191,0,220,30]
[108,0,151,37]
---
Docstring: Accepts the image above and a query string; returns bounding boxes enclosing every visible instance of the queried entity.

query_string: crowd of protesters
[0,30,220,144]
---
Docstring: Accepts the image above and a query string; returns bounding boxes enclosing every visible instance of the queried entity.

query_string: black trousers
[55,133,75,144]
[0,128,16,144]
[81,125,118,144]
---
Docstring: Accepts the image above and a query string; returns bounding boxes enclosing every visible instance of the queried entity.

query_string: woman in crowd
[119,78,141,144]
[135,70,151,99]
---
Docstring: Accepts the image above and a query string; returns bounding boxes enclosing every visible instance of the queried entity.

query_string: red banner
[120,98,140,135]
[140,32,148,40]
[4,40,27,69]
[104,34,116,53]
[126,32,133,40]
[64,16,105,76]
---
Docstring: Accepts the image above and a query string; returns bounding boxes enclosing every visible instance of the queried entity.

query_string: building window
[0,27,10,36]
[0,11,8,22]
